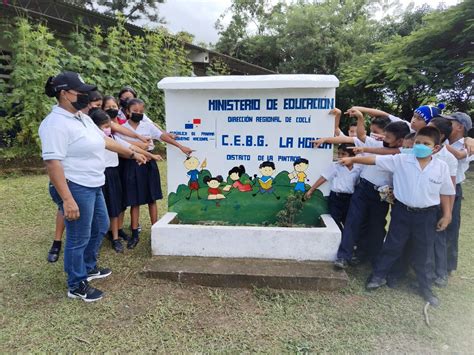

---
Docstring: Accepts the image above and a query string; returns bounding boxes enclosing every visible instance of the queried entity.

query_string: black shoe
[349,255,362,266]
[366,276,387,290]
[434,276,448,288]
[420,288,440,307]
[67,280,103,302]
[87,267,112,281]
[127,236,139,249]
[47,246,60,263]
[334,258,348,269]
[112,239,124,253]
[386,276,400,289]
[118,229,130,241]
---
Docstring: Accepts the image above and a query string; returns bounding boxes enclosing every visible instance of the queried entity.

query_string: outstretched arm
[311,136,355,148]
[304,176,327,200]
[345,108,367,143]
[339,156,376,166]
[350,146,400,155]
[352,106,390,118]
[445,144,468,160]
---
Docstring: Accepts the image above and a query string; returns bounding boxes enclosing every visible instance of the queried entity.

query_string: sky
[156,0,461,45]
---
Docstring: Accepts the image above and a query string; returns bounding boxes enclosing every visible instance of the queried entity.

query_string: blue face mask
[400,148,413,154]
[413,144,433,158]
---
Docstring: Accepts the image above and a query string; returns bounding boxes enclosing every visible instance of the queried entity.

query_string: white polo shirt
[39,106,106,187]
[321,162,362,194]
[375,154,455,208]
[104,135,131,168]
[434,145,457,180]
[449,138,470,184]
[117,120,163,151]
[354,136,393,187]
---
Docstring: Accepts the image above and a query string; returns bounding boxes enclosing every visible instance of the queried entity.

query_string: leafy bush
[1,17,193,150]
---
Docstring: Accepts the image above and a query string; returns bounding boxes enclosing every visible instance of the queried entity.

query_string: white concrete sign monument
[152,74,341,261]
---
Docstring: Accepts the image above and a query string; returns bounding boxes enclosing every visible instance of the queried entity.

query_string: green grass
[1,162,473,352]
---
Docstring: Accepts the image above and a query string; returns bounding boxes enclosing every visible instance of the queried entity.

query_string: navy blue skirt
[122,159,163,207]
[102,166,124,218]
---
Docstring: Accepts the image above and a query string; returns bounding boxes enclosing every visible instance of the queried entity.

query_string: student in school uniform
[304,144,362,231]
[116,86,193,156]
[339,126,455,306]
[334,108,410,269]
[410,104,445,132]
[445,112,472,274]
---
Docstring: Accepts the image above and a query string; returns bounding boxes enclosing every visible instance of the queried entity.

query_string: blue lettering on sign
[222,135,266,147]
[279,137,294,148]
[226,155,251,161]
[209,99,261,111]
[283,98,334,110]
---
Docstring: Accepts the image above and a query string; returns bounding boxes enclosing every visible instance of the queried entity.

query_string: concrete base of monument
[151,213,341,261]
[142,256,348,291]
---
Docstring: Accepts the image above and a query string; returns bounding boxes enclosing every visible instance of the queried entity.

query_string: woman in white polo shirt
[39,71,146,302]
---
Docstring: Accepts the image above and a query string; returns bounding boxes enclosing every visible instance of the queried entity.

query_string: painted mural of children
[288,158,309,192]
[252,161,280,199]
[203,176,226,200]
[184,156,207,200]
[223,165,253,192]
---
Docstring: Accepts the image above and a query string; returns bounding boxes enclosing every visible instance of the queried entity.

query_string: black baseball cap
[50,71,97,93]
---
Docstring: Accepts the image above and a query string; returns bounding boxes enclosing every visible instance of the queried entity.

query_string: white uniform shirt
[375,154,455,208]
[434,145,457,179]
[354,136,393,187]
[104,135,131,168]
[117,120,163,151]
[39,106,106,187]
[449,138,470,184]
[321,162,362,194]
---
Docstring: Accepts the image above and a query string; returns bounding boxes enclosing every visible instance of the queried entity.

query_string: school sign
[158,75,338,227]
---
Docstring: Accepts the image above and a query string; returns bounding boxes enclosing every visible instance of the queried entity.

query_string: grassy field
[1,162,473,353]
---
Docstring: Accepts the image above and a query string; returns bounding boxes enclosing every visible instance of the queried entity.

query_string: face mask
[413,144,433,158]
[400,148,413,154]
[70,93,90,111]
[119,98,129,108]
[102,127,112,136]
[130,112,144,122]
[88,106,100,115]
[105,108,118,119]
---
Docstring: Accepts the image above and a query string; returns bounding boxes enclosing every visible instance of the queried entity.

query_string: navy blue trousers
[426,208,448,280]
[373,201,438,291]
[328,191,352,232]
[337,179,389,262]
[446,184,462,272]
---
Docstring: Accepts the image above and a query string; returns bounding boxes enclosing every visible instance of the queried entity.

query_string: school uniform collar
[51,105,78,118]
[52,105,90,127]
[407,153,436,171]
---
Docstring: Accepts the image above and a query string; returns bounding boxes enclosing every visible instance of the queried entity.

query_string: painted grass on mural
[168,170,328,226]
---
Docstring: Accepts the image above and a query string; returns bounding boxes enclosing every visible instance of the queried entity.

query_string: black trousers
[337,179,389,262]
[373,201,438,291]
[328,191,352,232]
[446,184,462,272]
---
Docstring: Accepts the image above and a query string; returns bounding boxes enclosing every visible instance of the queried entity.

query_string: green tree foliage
[0,21,66,147]
[63,0,165,23]
[215,0,473,116]
[342,0,474,117]
[1,18,192,148]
